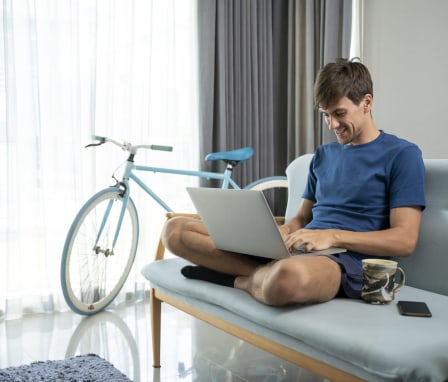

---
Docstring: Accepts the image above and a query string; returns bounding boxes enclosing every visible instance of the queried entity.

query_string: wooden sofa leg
[150,288,162,368]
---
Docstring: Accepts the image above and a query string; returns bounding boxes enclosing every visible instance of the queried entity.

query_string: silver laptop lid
[186,187,290,259]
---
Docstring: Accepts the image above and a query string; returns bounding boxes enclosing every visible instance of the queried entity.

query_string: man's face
[319,95,372,146]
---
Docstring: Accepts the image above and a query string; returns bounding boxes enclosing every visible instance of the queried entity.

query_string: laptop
[186,187,346,260]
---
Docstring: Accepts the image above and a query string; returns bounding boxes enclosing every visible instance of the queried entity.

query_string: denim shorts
[326,253,363,299]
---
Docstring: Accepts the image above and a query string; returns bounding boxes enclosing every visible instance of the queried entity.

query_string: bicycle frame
[100,155,241,253]
[62,136,287,315]
[132,163,241,210]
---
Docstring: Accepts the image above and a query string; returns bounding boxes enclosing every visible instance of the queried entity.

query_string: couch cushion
[142,257,448,382]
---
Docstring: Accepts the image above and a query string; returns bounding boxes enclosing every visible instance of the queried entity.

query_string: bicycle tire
[244,176,288,191]
[61,187,139,315]
[245,176,288,216]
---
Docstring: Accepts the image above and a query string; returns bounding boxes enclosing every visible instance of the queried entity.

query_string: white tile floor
[0,299,328,381]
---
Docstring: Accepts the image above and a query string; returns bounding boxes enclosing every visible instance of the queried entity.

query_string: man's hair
[313,58,373,109]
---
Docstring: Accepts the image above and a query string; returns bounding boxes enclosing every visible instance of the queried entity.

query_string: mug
[361,259,405,304]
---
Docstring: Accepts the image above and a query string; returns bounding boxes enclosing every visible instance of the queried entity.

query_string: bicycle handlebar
[85,135,173,153]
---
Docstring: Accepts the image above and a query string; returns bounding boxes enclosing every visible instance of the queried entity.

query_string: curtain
[198,0,352,186]
[0,0,199,320]
[198,0,279,188]
[287,0,353,158]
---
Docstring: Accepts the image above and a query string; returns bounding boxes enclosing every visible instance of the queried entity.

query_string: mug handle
[393,267,406,293]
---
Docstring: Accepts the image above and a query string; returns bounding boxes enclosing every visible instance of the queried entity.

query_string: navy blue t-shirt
[302,131,426,260]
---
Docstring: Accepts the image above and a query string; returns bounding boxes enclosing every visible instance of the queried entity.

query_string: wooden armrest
[166,212,200,219]
[274,216,285,225]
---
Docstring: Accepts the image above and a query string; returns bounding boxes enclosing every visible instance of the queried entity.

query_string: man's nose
[327,116,340,130]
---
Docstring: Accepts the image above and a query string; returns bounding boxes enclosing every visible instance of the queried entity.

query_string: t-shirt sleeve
[389,145,426,210]
[302,155,317,202]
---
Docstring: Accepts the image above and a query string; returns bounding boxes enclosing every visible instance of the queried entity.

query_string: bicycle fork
[93,182,131,257]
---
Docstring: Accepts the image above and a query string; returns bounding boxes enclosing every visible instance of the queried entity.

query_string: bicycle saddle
[205,147,254,163]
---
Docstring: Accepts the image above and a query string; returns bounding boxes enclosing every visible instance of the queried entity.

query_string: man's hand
[278,225,290,241]
[284,228,335,252]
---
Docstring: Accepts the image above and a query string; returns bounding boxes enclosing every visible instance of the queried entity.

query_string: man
[162,58,426,306]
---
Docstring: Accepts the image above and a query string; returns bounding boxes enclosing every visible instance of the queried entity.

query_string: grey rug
[0,354,132,382]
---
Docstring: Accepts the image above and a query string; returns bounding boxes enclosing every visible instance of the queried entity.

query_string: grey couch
[141,155,448,382]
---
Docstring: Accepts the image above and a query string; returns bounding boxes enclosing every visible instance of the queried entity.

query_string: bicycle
[61,136,288,315]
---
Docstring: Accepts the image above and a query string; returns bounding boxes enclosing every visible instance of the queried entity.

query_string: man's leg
[162,216,342,306]
[235,256,342,306]
[161,216,266,276]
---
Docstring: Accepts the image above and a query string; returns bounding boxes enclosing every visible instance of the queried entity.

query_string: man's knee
[161,216,186,253]
[261,261,312,305]
[264,257,343,305]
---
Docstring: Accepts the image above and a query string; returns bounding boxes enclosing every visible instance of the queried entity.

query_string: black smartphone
[397,301,432,317]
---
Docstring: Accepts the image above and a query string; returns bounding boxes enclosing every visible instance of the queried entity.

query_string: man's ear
[363,94,373,113]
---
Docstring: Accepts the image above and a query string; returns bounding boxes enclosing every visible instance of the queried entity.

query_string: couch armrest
[274,216,285,225]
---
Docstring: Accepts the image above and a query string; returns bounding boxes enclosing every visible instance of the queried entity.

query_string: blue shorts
[327,253,363,299]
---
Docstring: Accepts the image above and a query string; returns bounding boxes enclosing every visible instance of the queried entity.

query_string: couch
[141,155,448,381]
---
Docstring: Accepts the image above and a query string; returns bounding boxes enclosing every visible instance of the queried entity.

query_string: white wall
[362,0,448,158]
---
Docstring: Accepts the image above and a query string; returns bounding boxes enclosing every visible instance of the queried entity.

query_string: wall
[362,0,448,158]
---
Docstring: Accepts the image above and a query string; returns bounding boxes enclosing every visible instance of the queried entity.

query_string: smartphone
[397,301,432,317]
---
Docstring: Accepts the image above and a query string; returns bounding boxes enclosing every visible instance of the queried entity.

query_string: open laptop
[186,187,346,260]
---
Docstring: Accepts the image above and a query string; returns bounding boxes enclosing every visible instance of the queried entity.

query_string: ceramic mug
[361,259,405,304]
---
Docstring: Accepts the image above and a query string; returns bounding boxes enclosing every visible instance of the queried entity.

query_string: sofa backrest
[285,155,448,296]
[398,159,448,296]
[285,154,314,222]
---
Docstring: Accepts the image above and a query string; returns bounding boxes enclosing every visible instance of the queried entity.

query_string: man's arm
[331,206,422,257]
[278,199,314,238]
[284,206,422,257]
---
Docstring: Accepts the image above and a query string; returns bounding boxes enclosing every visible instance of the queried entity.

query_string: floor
[0,299,328,382]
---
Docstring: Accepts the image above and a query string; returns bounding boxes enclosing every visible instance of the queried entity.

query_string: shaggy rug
[0,354,132,382]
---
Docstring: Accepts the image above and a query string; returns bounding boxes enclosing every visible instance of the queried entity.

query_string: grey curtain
[287,0,353,160]
[198,0,352,188]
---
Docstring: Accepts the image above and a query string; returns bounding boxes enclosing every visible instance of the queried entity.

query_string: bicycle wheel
[245,176,288,216]
[61,187,139,315]
[244,176,288,191]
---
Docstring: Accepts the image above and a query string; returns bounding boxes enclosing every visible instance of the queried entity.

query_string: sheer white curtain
[0,0,199,320]
[350,0,363,59]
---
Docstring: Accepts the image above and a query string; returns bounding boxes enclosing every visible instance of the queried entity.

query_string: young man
[162,58,426,306]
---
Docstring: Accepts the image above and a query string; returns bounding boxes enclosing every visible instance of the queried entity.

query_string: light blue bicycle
[61,136,287,315]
